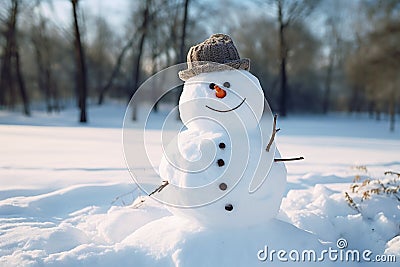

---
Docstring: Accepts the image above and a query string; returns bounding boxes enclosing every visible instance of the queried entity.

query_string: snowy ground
[0,104,399,266]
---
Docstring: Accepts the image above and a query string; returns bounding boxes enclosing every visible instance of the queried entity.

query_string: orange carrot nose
[214,85,226,98]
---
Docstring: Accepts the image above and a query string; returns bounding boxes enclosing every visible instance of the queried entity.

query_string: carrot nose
[214,85,226,98]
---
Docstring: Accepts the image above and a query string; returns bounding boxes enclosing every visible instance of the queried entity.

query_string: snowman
[124,34,332,267]
[156,34,290,227]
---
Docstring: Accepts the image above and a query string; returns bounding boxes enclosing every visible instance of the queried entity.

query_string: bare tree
[31,4,60,113]
[71,0,88,123]
[366,24,399,131]
[322,17,342,114]
[130,0,151,120]
[345,0,400,131]
[346,31,367,115]
[87,16,113,105]
[98,0,179,106]
[0,0,30,115]
[131,0,151,99]
[97,35,134,105]
[273,0,317,117]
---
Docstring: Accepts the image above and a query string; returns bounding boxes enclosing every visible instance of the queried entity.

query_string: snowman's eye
[223,82,230,88]
[209,83,216,89]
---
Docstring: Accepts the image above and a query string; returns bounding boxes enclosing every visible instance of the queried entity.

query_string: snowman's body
[159,70,287,227]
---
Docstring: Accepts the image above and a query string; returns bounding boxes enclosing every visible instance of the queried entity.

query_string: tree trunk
[130,0,150,120]
[44,68,54,112]
[323,51,334,114]
[349,85,361,114]
[32,22,54,113]
[0,0,14,108]
[11,0,30,115]
[389,105,395,132]
[389,86,396,132]
[72,0,88,123]
[14,48,30,116]
[151,38,159,113]
[179,0,190,64]
[0,0,30,115]
[368,101,375,119]
[375,109,381,121]
[278,0,288,117]
[33,41,47,110]
[0,41,12,107]
[175,0,190,119]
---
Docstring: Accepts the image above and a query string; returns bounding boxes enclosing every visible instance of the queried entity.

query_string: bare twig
[130,181,170,209]
[384,171,400,177]
[274,157,304,162]
[266,114,278,152]
[132,197,146,209]
[149,180,169,196]
[111,187,139,206]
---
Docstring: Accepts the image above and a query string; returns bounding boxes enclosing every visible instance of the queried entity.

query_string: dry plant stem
[379,180,400,201]
[266,114,278,152]
[274,157,304,162]
[345,192,361,213]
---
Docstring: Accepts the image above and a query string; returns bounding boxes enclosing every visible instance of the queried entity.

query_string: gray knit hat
[178,33,250,81]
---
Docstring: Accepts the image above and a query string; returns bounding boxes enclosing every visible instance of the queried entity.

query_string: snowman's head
[179,69,265,131]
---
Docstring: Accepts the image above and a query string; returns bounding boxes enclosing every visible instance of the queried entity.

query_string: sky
[37,0,362,57]
[40,0,131,34]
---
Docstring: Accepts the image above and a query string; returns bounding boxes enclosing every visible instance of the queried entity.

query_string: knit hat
[178,34,250,81]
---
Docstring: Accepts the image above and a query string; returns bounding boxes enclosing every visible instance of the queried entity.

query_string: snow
[1,103,399,266]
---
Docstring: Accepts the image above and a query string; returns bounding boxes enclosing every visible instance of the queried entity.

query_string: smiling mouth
[205,98,246,113]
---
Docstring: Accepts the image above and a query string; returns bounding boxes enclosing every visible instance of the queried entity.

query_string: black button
[219,142,226,149]
[223,82,230,88]
[219,183,227,191]
[225,204,233,211]
[217,159,225,167]
[209,83,215,89]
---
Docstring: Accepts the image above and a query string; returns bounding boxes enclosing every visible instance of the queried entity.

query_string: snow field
[0,105,399,266]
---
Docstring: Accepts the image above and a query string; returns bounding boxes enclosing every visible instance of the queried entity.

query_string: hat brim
[178,59,250,81]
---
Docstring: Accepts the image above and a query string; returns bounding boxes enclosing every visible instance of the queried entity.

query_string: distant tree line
[0,0,398,130]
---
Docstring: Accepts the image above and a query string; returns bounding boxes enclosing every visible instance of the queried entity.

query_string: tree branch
[149,180,169,196]
[266,114,278,152]
[274,157,304,162]
[97,35,135,105]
